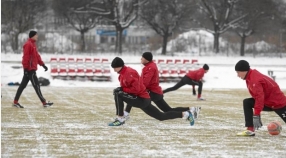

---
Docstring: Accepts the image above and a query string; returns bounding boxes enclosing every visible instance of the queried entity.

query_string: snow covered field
[1,53,286,157]
[1,87,286,157]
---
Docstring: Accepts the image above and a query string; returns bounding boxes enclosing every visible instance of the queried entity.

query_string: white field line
[2,87,48,157]
[22,88,49,157]
[46,87,104,118]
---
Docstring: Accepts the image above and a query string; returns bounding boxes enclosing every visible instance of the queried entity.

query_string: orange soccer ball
[267,121,282,135]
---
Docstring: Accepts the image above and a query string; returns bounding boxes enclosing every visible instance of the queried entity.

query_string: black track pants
[114,92,182,120]
[243,98,286,127]
[14,71,46,103]
[163,75,203,95]
[125,91,189,113]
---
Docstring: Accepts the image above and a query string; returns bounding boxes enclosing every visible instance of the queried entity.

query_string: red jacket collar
[143,61,153,66]
[245,69,253,81]
[28,38,36,43]
[119,66,127,74]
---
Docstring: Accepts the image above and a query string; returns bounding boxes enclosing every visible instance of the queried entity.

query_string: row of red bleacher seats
[49,57,199,82]
[50,57,111,81]
[153,59,199,82]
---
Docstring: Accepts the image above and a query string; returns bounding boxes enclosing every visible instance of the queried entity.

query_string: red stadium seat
[67,68,76,77]
[191,59,198,64]
[50,57,57,63]
[58,68,67,77]
[50,68,58,79]
[67,57,75,63]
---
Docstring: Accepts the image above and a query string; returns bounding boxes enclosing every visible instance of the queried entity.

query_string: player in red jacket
[124,52,201,120]
[163,64,209,100]
[13,31,53,108]
[235,60,286,136]
[109,57,195,126]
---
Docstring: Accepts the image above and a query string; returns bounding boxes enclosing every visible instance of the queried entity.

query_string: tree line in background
[1,0,286,56]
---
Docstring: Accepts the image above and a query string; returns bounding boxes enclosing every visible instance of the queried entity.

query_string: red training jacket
[118,66,150,98]
[186,68,205,81]
[22,38,44,71]
[141,61,163,95]
[245,69,286,115]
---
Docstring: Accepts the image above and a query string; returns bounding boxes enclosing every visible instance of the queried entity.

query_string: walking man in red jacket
[163,63,209,100]
[109,57,195,126]
[124,52,201,120]
[235,60,286,136]
[13,31,53,108]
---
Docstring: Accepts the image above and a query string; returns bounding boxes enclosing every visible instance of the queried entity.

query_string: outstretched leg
[163,76,189,93]
[151,91,189,112]
[274,106,286,123]
[141,104,182,121]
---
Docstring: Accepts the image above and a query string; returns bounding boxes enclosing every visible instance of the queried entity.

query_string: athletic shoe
[197,98,206,101]
[191,107,201,120]
[43,101,53,107]
[236,130,255,136]
[13,103,24,108]
[187,111,195,126]
[108,119,125,126]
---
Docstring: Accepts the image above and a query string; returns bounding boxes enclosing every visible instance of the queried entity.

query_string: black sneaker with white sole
[13,103,24,108]
[43,101,53,107]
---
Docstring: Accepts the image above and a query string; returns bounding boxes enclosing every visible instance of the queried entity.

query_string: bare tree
[139,0,195,55]
[233,0,280,56]
[1,0,47,53]
[195,0,246,53]
[74,0,143,54]
[52,0,99,52]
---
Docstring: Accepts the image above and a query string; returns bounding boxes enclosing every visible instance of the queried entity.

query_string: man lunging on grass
[163,63,209,101]
[109,57,195,126]
[123,52,201,121]
[235,60,286,136]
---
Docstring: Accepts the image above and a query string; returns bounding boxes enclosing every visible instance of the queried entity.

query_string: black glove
[24,69,29,76]
[113,87,122,94]
[253,115,263,130]
[42,65,48,71]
